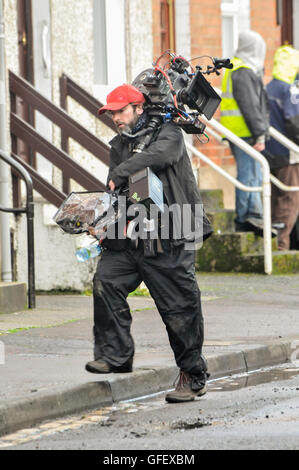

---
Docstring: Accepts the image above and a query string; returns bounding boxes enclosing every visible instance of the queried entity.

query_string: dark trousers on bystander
[271,164,299,250]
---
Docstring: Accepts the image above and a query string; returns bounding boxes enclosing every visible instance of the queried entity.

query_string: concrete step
[243,251,299,274]
[197,232,278,273]
[201,189,224,211]
[197,232,299,274]
[199,188,299,274]
[0,282,27,314]
[207,209,235,234]
[199,231,277,255]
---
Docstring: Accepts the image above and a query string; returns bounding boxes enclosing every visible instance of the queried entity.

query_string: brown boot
[165,371,207,403]
[85,357,133,374]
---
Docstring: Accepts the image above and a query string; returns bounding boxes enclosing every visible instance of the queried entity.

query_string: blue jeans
[230,138,263,224]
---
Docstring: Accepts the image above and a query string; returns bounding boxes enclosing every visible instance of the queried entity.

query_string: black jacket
[232,67,269,141]
[265,78,299,168]
[107,121,213,245]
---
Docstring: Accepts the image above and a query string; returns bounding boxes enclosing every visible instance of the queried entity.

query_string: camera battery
[129,167,164,212]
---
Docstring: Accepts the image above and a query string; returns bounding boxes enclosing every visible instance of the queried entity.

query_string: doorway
[15,0,34,166]
[277,0,293,45]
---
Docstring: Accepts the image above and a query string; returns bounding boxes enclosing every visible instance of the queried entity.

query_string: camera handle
[132,116,163,153]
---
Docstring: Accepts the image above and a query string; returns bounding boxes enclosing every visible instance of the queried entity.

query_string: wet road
[1,363,299,451]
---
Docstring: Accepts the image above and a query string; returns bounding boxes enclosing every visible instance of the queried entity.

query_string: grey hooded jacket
[232,31,269,142]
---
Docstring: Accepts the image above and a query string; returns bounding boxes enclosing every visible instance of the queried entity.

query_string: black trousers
[93,242,207,376]
[271,164,299,250]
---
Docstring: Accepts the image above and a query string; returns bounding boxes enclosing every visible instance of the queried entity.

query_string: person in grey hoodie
[221,30,271,236]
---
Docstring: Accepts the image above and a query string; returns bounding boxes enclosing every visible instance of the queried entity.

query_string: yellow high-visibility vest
[220,57,252,137]
[272,45,299,84]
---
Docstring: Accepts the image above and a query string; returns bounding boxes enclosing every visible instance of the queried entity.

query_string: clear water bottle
[75,243,102,262]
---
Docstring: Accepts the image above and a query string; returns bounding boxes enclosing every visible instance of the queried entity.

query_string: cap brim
[97,102,129,115]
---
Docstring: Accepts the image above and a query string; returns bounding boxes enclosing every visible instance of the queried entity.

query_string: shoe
[246,217,278,238]
[272,222,285,231]
[236,218,277,238]
[85,357,133,374]
[165,371,207,403]
[85,359,111,373]
[235,221,253,232]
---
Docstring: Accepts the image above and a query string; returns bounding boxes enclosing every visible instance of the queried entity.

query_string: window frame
[93,0,127,102]
[221,0,239,58]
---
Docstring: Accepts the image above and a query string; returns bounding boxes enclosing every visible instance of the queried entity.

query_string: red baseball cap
[98,84,145,115]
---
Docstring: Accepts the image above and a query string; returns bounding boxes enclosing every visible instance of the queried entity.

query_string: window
[93,0,108,86]
[93,0,126,101]
[221,0,250,58]
[221,0,239,58]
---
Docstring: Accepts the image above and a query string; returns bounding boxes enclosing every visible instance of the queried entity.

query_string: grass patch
[82,287,150,297]
[128,287,150,297]
[81,290,92,296]
[0,318,80,336]
[36,289,82,295]
[0,326,39,335]
[36,287,152,297]
[132,307,153,313]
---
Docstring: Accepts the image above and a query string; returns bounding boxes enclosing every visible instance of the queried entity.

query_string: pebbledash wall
[12,0,153,291]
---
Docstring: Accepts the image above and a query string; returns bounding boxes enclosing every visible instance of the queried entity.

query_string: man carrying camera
[85,83,212,403]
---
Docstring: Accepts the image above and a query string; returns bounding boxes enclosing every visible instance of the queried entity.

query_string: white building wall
[2,0,18,278]
[12,0,153,291]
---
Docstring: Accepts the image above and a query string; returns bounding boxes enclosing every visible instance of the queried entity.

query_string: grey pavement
[0,272,299,436]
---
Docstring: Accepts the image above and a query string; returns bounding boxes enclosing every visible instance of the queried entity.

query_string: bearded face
[109,104,142,135]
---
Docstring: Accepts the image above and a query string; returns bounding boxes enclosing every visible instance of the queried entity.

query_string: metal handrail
[0,150,35,309]
[269,126,299,156]
[191,117,299,275]
[205,122,299,192]
[199,117,273,275]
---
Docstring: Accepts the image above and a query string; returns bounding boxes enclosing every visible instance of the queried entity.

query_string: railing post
[0,150,35,308]
[261,165,272,275]
[26,188,35,309]
[202,117,273,274]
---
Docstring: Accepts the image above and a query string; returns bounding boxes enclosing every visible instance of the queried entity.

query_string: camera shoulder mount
[127,51,232,150]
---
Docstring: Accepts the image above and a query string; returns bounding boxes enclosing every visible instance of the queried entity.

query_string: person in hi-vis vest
[265,45,299,250]
[220,30,273,236]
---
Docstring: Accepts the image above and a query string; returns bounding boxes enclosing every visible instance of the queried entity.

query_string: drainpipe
[0,0,12,282]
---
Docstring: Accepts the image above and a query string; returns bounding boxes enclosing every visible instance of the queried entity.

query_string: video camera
[125,51,232,151]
